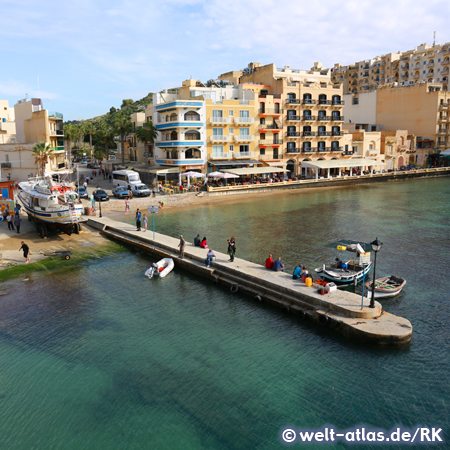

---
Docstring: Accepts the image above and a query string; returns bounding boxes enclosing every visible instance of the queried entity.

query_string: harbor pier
[87,216,413,347]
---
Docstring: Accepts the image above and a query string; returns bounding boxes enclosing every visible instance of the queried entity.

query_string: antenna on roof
[433,31,436,46]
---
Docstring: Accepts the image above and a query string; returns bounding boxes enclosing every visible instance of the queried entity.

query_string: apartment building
[0,100,16,144]
[332,42,450,94]
[151,79,257,173]
[0,98,66,180]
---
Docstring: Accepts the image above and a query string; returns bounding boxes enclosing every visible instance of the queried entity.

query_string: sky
[2,0,450,121]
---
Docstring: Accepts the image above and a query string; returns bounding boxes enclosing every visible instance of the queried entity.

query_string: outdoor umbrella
[221,172,239,186]
[180,171,205,189]
[207,171,224,177]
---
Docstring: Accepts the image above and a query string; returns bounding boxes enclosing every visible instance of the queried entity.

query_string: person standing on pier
[227,238,236,262]
[19,241,32,264]
[136,210,142,231]
[125,198,130,213]
[6,213,15,231]
[143,214,148,232]
[179,235,185,258]
[14,215,21,233]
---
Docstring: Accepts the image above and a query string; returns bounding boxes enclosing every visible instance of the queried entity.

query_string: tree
[64,123,77,160]
[73,123,86,149]
[135,121,158,168]
[84,121,96,151]
[95,119,115,161]
[112,111,132,164]
[32,142,52,175]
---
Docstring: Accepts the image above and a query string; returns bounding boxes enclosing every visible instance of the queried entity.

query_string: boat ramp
[87,216,413,347]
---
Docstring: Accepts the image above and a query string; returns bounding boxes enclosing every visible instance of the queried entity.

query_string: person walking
[143,214,148,232]
[14,203,21,217]
[19,241,31,263]
[14,215,21,233]
[6,212,15,230]
[125,198,130,213]
[3,205,9,222]
[227,238,236,262]
[136,209,142,231]
[152,187,156,198]
[178,235,185,259]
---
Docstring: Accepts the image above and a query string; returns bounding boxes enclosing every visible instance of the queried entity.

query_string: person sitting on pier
[265,254,274,270]
[204,249,215,268]
[272,257,285,272]
[194,234,201,247]
[292,264,303,279]
[200,237,208,248]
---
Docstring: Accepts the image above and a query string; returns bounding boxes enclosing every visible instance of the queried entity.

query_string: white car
[131,183,151,197]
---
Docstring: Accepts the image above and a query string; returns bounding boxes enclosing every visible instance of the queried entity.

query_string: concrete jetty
[87,216,413,347]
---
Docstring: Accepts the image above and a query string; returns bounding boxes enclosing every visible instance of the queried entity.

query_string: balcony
[331,116,344,122]
[301,131,316,137]
[317,115,331,121]
[233,151,254,158]
[302,99,317,105]
[233,135,254,142]
[428,61,434,67]
[258,109,283,116]
[209,117,232,125]
[234,117,255,125]
[332,131,343,136]
[1,162,12,169]
[301,147,317,153]
[318,100,332,106]
[156,118,203,130]
[259,139,283,146]
[330,146,343,152]
[285,131,301,137]
[258,124,282,131]
[210,152,232,160]
[301,115,316,121]
[286,115,302,121]
[209,135,232,142]
[317,147,331,152]
[285,148,302,154]
[438,128,447,134]
[48,111,63,120]
[317,131,332,137]
[443,58,450,66]
[332,100,345,106]
[285,99,301,104]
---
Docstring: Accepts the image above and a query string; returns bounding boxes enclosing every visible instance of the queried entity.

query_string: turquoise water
[1,177,449,449]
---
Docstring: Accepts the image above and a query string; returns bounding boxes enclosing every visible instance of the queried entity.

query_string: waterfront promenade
[87,215,413,347]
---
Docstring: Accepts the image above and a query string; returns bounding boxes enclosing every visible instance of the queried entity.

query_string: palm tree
[84,121,96,152]
[64,123,77,161]
[32,142,52,175]
[135,121,158,168]
[112,111,132,164]
[95,119,114,161]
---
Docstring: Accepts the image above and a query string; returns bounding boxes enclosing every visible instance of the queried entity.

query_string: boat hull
[316,261,372,285]
[365,276,406,298]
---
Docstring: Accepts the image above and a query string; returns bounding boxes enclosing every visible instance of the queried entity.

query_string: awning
[210,160,261,166]
[274,118,282,128]
[225,167,287,175]
[301,158,385,170]
[265,161,287,167]
[147,167,180,174]
[439,149,450,157]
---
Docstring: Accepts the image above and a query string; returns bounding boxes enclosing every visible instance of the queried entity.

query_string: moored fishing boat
[365,276,406,298]
[17,171,86,237]
[315,240,373,285]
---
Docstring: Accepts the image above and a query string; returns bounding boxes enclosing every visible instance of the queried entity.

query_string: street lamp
[96,185,102,218]
[369,237,383,308]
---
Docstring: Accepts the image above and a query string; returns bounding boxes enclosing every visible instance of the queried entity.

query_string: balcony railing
[209,135,232,142]
[301,115,316,121]
[318,100,332,105]
[317,147,331,152]
[331,116,344,121]
[48,111,63,119]
[285,99,301,104]
[331,100,345,106]
[233,135,254,142]
[1,162,12,168]
[234,117,255,124]
[210,152,231,159]
[286,115,302,121]
[317,131,332,137]
[301,147,317,153]
[286,131,302,137]
[302,99,317,105]
[259,139,283,145]
[317,116,331,121]
[331,131,343,136]
[259,108,283,115]
[209,117,232,124]
[285,148,302,153]
[258,124,282,131]
[301,131,316,137]
[233,151,254,158]
[330,146,343,152]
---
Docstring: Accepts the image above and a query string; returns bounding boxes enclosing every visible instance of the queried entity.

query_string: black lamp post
[96,185,102,218]
[370,237,383,308]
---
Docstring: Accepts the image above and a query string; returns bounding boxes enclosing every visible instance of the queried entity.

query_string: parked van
[112,170,141,189]
[131,183,151,197]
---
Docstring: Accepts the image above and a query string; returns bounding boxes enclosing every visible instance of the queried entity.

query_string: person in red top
[265,254,274,269]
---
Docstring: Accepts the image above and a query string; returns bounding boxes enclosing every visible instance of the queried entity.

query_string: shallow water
[0,177,449,449]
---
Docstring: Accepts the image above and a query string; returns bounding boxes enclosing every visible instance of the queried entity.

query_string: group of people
[135,209,148,232]
[178,235,236,266]
[3,203,22,233]
[265,254,310,280]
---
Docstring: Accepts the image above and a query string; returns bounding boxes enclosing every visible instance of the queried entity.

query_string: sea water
[0,177,449,449]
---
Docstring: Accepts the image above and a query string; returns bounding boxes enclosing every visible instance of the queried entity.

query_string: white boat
[145,258,174,279]
[17,171,86,237]
[315,240,373,285]
[365,276,406,298]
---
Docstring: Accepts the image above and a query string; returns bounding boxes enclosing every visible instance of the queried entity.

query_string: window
[240,127,250,136]
[423,70,426,74]
[369,144,374,150]
[229,127,234,134]
[213,128,223,137]
[352,146,358,153]
[260,147,265,155]
[353,97,359,105]
[229,110,234,116]
[229,145,234,152]
[260,118,265,124]
[438,58,441,62]
[239,145,249,152]
[212,110,223,118]
[239,110,249,118]
[212,145,223,156]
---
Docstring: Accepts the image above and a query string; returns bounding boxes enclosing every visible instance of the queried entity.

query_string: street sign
[148,206,159,214]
